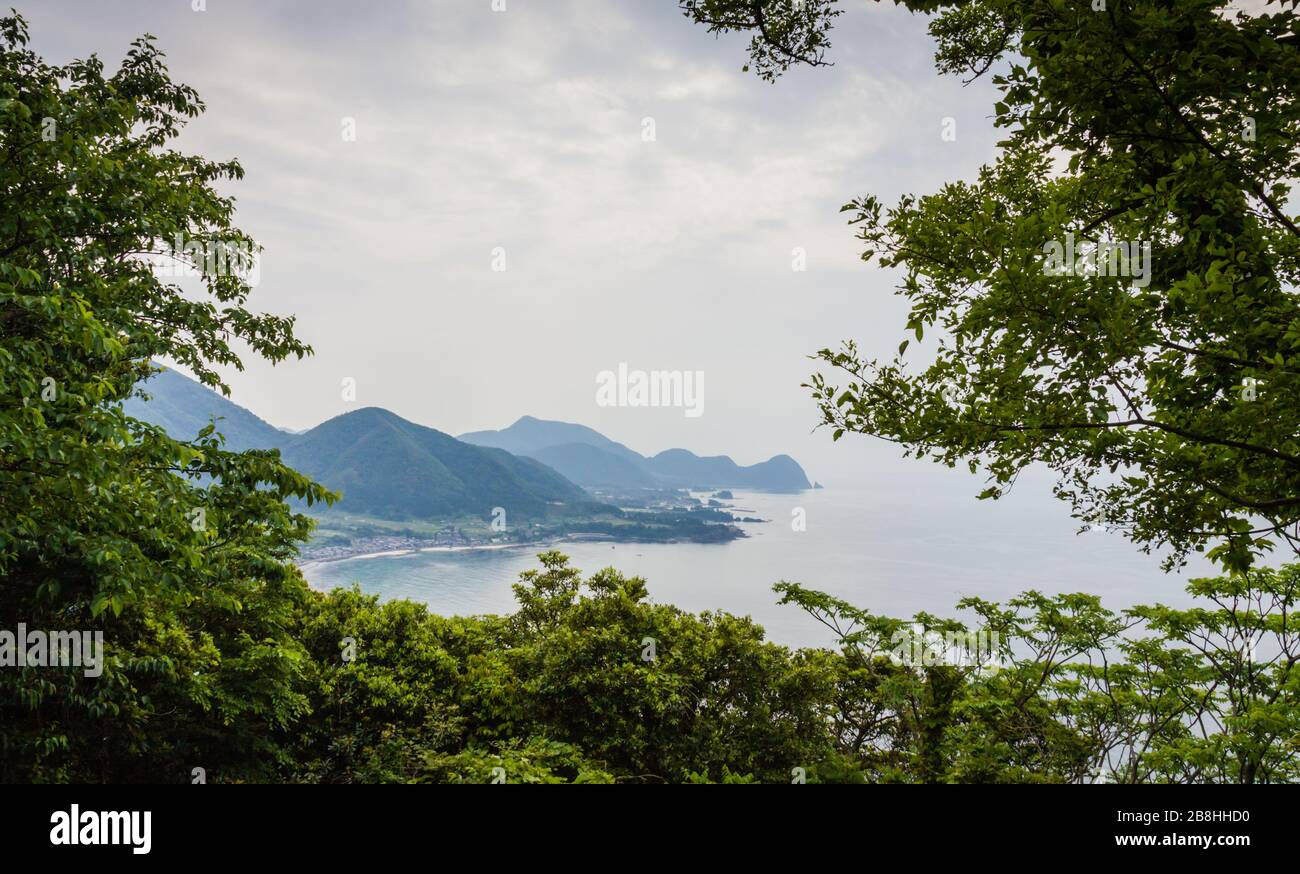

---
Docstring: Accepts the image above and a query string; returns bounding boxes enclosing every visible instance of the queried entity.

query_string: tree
[681,0,1300,574]
[0,13,333,781]
[776,564,1300,784]
[292,588,466,783]
[489,551,845,782]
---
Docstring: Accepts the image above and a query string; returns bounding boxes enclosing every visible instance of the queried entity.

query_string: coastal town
[296,491,763,565]
[298,526,513,564]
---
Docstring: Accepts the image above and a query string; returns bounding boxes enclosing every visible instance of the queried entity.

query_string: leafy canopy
[0,12,332,781]
[682,0,1300,574]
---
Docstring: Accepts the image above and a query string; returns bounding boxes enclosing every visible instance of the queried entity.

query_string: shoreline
[298,541,533,571]
[297,494,770,572]
[294,528,722,574]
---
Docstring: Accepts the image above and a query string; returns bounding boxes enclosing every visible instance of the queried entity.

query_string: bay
[300,472,1208,649]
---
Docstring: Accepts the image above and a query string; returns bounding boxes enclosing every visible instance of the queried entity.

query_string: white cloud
[25,0,1001,476]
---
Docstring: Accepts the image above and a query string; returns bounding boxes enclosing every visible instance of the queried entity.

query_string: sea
[300,471,1213,649]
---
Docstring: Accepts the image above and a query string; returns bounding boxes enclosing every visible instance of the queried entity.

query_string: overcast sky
[29,0,1014,486]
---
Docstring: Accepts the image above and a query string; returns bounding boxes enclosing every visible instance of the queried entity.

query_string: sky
[26,0,1015,488]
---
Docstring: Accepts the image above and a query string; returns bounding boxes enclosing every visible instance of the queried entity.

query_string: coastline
[296,493,767,574]
[298,541,531,572]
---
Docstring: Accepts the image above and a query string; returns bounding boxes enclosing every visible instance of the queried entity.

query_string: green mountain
[122,367,286,451]
[124,369,600,521]
[459,417,812,492]
[280,407,593,520]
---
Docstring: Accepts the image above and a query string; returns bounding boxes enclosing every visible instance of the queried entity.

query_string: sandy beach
[297,540,536,575]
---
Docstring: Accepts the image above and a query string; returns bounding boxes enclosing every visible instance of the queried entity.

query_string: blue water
[301,476,1208,648]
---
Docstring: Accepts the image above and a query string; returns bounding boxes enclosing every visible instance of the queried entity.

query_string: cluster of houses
[300,525,509,563]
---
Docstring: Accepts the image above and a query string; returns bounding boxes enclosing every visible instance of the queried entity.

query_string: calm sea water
[301,474,1208,648]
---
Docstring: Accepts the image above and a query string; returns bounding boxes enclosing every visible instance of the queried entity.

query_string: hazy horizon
[22,0,1015,489]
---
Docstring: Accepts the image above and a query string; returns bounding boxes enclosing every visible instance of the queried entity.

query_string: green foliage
[0,12,333,782]
[422,738,616,784]
[679,0,844,82]
[776,564,1300,784]
[291,588,465,783]
[286,551,1299,784]
[275,552,845,783]
[5,5,1298,786]
[492,551,839,781]
[828,1,1300,573]
[686,1,1300,572]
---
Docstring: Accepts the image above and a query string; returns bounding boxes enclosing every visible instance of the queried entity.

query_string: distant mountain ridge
[529,442,659,489]
[124,370,597,521]
[460,416,645,465]
[460,416,812,492]
[124,370,812,532]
